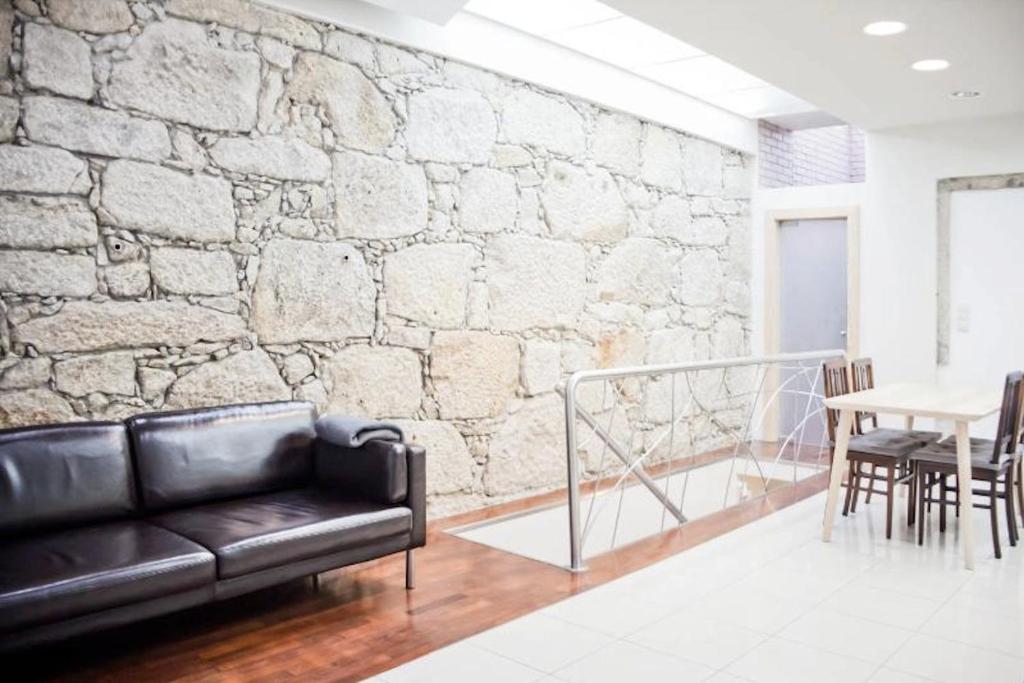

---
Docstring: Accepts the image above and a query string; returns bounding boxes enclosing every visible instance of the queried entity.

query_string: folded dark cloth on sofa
[315,415,404,448]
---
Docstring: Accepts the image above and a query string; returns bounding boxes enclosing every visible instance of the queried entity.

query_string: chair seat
[152,489,412,579]
[845,427,939,458]
[0,521,215,631]
[910,440,1012,472]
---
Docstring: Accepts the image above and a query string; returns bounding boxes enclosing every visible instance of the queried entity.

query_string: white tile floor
[452,457,824,568]
[371,490,1024,682]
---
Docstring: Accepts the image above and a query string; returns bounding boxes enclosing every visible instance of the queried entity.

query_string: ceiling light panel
[862,21,907,36]
[911,59,950,71]
[464,0,620,36]
[637,55,768,94]
[549,15,705,69]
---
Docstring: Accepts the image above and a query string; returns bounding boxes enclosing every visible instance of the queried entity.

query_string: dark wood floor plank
[4,446,828,682]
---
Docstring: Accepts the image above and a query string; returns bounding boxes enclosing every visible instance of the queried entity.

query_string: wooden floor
[5,460,829,682]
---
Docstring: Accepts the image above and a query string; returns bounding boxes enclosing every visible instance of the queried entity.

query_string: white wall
[260,0,757,153]
[861,114,1024,388]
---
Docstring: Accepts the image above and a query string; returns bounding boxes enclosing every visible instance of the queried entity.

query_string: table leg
[954,421,975,570]
[823,409,854,542]
[904,416,915,430]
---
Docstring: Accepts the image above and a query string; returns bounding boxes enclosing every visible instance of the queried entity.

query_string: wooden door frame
[762,206,860,440]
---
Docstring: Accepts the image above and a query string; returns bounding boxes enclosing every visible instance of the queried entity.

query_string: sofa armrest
[405,442,426,547]
[314,438,426,546]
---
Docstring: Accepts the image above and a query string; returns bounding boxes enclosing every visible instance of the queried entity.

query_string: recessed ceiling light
[863,21,907,36]
[951,90,981,99]
[911,59,950,72]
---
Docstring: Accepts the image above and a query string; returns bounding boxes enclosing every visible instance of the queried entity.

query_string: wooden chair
[912,371,1023,559]
[822,359,940,538]
[849,358,942,506]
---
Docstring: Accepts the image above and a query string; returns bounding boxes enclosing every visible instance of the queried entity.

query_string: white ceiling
[463,0,815,120]
[600,0,1024,130]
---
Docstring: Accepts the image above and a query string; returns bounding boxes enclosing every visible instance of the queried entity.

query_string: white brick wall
[758,120,865,187]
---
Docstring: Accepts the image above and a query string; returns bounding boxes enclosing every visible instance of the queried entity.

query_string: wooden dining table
[822,382,1003,569]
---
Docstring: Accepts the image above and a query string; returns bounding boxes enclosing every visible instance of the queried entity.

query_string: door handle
[840,330,847,337]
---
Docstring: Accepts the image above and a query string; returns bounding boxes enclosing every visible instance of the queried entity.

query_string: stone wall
[0,0,753,516]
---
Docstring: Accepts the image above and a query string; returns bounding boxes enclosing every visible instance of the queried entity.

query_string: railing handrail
[562,349,847,388]
[561,349,845,571]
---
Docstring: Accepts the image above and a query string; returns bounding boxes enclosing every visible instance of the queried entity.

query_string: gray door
[778,218,847,445]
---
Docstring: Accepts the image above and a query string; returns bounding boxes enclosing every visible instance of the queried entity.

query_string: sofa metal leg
[405,549,415,590]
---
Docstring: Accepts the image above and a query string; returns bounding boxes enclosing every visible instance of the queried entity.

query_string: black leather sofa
[0,401,426,652]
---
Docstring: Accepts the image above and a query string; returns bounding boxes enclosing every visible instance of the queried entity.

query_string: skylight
[464,0,813,119]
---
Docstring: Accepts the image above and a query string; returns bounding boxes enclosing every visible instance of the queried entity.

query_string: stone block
[0,251,95,297]
[23,96,171,162]
[282,353,314,385]
[209,136,330,181]
[485,235,586,331]
[333,150,427,239]
[458,167,517,234]
[48,0,134,34]
[521,339,561,396]
[392,419,472,495]
[0,96,18,143]
[596,238,676,306]
[151,248,237,296]
[107,19,260,132]
[406,88,496,163]
[324,345,422,418]
[105,262,150,298]
[166,349,290,409]
[0,389,76,428]
[22,23,93,99]
[285,52,395,153]
[166,0,320,49]
[501,89,585,156]
[431,331,518,419]
[592,112,642,176]
[0,196,96,248]
[682,136,724,196]
[54,351,136,397]
[485,394,565,495]
[675,249,722,306]
[138,367,176,402]
[101,160,235,242]
[383,243,477,328]
[0,145,90,194]
[252,239,376,343]
[0,357,51,390]
[541,162,627,242]
[14,301,246,352]
[641,125,682,191]
[323,30,375,70]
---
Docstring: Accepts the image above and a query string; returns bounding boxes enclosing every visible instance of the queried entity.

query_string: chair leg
[907,464,916,527]
[926,473,933,513]
[850,463,862,513]
[1016,460,1024,528]
[866,465,877,503]
[843,461,856,516]
[1006,469,1018,547]
[885,466,895,539]
[917,468,926,546]
[939,475,947,533]
[990,481,1001,560]
[405,549,416,589]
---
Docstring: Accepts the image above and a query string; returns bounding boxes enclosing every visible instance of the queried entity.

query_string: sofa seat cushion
[0,522,215,631]
[151,489,412,579]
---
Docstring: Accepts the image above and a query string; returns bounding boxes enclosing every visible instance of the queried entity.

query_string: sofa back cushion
[127,401,317,512]
[0,422,136,537]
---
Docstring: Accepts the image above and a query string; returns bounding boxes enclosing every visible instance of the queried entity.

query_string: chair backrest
[849,357,879,432]
[126,401,317,511]
[822,359,852,443]
[990,371,1024,464]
